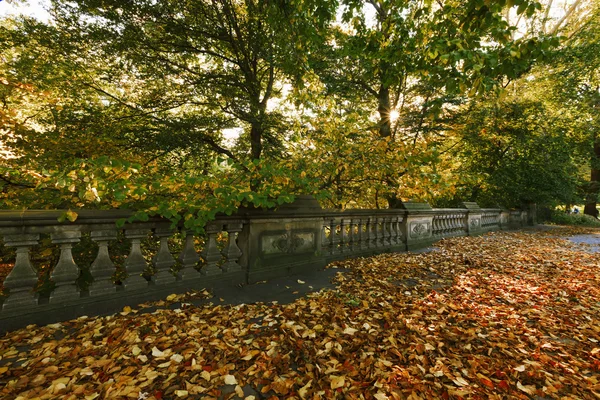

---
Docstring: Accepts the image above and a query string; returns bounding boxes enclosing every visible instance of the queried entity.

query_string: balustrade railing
[321,212,405,258]
[431,210,468,238]
[481,209,502,228]
[0,199,528,331]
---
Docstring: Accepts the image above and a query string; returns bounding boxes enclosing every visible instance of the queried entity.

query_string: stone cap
[397,201,432,211]
[461,202,481,210]
[236,195,322,216]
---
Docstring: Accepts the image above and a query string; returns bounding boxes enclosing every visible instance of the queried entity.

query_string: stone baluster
[152,227,176,285]
[50,231,82,303]
[432,216,440,237]
[379,218,387,247]
[384,217,392,246]
[363,217,373,249]
[371,217,379,248]
[178,231,200,280]
[347,218,355,252]
[221,223,243,272]
[389,217,398,244]
[331,219,340,254]
[357,218,367,250]
[394,216,402,244]
[200,222,223,275]
[89,230,117,296]
[400,216,406,242]
[123,229,149,291]
[446,215,452,234]
[321,220,330,255]
[339,219,346,253]
[2,234,40,311]
[327,218,336,255]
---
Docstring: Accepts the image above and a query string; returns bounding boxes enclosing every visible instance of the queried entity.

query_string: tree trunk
[250,122,263,161]
[377,84,401,208]
[584,134,600,218]
[377,84,392,138]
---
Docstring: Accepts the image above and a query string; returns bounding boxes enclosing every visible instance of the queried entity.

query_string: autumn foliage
[1,229,599,399]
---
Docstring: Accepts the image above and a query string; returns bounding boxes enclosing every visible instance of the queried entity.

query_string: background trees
[1,0,598,221]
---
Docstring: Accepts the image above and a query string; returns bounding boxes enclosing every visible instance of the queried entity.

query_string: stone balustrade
[0,197,529,331]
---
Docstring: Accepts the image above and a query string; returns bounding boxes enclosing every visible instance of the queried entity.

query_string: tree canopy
[1,0,598,223]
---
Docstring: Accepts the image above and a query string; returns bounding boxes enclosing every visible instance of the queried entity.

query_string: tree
[306,0,556,207]
[0,0,335,226]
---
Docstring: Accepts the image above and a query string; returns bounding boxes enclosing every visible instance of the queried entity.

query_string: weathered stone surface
[89,230,117,296]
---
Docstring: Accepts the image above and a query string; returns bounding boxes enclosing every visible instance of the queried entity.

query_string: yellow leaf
[453,376,469,386]
[224,375,237,385]
[152,347,166,357]
[175,390,188,397]
[201,371,211,381]
[517,381,536,395]
[65,209,78,222]
[132,345,141,356]
[343,327,358,335]
[121,306,132,316]
[298,380,312,399]
[0,367,8,375]
[166,294,178,301]
[330,375,345,389]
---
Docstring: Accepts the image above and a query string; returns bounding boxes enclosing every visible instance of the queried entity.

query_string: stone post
[398,202,434,251]
[461,202,484,236]
[237,195,326,283]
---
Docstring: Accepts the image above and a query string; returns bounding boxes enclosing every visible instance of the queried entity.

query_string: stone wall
[0,197,529,332]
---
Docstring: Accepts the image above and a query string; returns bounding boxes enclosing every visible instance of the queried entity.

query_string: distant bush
[550,211,600,227]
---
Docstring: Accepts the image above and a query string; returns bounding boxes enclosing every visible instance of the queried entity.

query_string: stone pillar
[398,202,434,251]
[461,202,484,236]
[2,234,40,311]
[237,195,326,283]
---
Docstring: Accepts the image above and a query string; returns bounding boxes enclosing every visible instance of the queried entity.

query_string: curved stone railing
[0,198,528,331]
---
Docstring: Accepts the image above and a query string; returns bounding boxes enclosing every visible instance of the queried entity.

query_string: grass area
[550,210,600,227]
[1,229,600,399]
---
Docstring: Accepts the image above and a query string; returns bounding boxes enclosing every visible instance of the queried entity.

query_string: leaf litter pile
[2,229,600,399]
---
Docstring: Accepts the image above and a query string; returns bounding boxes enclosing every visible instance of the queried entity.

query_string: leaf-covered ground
[1,229,600,399]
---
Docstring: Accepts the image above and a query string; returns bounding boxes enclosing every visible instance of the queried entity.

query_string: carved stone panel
[470,218,480,228]
[261,230,316,255]
[409,221,431,239]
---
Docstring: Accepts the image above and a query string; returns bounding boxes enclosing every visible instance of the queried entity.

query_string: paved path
[566,233,600,253]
